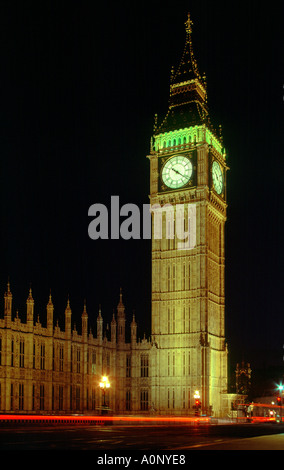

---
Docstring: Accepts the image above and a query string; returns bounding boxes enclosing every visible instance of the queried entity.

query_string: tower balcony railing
[150,141,198,155]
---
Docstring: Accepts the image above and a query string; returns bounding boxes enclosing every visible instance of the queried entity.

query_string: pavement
[185,432,284,450]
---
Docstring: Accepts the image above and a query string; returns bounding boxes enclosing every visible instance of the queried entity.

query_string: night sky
[0,1,283,388]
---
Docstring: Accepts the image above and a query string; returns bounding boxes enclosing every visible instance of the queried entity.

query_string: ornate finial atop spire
[4,276,12,320]
[47,289,53,306]
[27,285,33,301]
[46,288,53,330]
[98,304,102,317]
[131,311,137,325]
[82,299,87,316]
[65,295,71,313]
[117,287,123,306]
[6,277,11,295]
[185,12,193,36]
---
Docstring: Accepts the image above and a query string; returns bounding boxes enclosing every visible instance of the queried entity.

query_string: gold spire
[117,287,124,308]
[185,12,193,36]
[47,289,53,307]
[169,12,203,86]
[6,278,11,294]
[131,311,137,325]
[65,296,71,313]
[156,13,208,134]
[98,304,102,318]
[27,286,34,302]
[82,299,88,317]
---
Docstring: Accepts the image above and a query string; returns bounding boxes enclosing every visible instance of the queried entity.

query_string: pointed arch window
[140,389,149,411]
[19,340,25,368]
[11,339,14,367]
[126,390,131,411]
[168,265,171,291]
[140,354,149,377]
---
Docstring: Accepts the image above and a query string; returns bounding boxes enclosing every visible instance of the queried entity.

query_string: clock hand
[172,167,184,177]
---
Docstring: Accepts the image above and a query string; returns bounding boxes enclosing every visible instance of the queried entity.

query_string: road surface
[0,422,284,450]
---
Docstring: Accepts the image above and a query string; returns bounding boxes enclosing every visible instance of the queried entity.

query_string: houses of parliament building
[0,283,153,415]
[0,14,236,417]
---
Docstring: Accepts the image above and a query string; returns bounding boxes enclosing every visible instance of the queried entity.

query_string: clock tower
[148,14,229,416]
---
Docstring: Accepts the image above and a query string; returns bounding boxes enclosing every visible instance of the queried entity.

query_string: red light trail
[0,402,282,426]
[0,414,211,425]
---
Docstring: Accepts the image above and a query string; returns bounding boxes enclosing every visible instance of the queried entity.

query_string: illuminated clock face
[162,155,193,189]
[212,160,223,194]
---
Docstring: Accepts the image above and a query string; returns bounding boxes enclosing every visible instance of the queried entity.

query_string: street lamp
[277,383,283,423]
[194,390,201,416]
[99,376,110,413]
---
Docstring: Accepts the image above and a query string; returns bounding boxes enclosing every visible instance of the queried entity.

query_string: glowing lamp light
[99,376,110,412]
[99,376,110,389]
